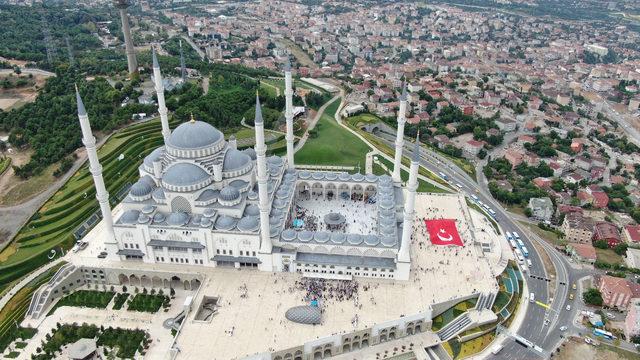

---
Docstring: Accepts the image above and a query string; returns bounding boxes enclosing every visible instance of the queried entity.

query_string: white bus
[521,246,529,258]
[512,231,520,240]
[488,209,497,218]
[506,231,513,240]
[514,249,524,264]
[516,239,525,248]
[471,195,479,202]
[509,240,518,249]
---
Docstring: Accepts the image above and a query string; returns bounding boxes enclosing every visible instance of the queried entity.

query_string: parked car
[566,305,571,311]
[560,326,567,331]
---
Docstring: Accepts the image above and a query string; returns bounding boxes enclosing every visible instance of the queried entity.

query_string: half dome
[162,163,211,190]
[223,149,251,172]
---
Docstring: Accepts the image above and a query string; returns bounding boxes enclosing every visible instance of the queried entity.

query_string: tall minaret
[115,0,138,75]
[398,132,420,263]
[254,94,272,256]
[76,86,116,249]
[284,58,295,169]
[179,40,187,83]
[152,48,171,144]
[392,83,408,183]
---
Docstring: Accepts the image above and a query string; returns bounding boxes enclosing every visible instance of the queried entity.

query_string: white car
[606,312,616,319]
[559,326,567,331]
[566,305,571,311]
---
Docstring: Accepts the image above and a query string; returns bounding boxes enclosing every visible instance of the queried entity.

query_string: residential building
[561,212,594,244]
[597,275,640,309]
[528,197,554,222]
[625,299,640,340]
[622,225,640,245]
[592,221,622,247]
[625,248,640,270]
[567,243,597,264]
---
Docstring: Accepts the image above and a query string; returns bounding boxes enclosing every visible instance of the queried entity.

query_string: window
[124,243,129,248]
[229,250,233,255]
[135,244,139,249]
[216,249,220,254]
[252,251,256,256]
[222,250,227,255]
[239,250,243,256]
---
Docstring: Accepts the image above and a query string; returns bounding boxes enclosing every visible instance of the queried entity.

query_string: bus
[516,239,525,248]
[506,232,513,240]
[521,246,529,258]
[438,172,448,180]
[514,249,524,264]
[488,209,497,218]
[471,195,479,202]
[509,240,518,249]
[593,328,616,340]
[512,231,520,240]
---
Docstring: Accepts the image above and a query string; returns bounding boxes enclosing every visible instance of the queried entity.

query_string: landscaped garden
[48,290,115,315]
[31,323,150,360]
[127,291,170,313]
[111,293,129,310]
[295,98,371,169]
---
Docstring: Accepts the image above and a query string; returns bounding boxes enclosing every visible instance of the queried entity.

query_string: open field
[295,99,370,168]
[0,163,57,206]
[275,38,316,68]
[595,248,624,265]
[556,338,639,360]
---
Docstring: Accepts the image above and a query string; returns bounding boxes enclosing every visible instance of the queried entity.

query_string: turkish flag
[425,219,464,247]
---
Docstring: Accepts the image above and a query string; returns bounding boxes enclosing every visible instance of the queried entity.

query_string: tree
[582,288,603,306]
[594,240,609,249]
[0,139,6,158]
[478,148,487,159]
[613,243,628,256]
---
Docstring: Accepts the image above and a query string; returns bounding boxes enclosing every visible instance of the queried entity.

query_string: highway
[373,130,584,359]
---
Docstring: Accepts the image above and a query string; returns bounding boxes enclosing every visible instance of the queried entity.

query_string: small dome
[120,210,140,224]
[130,180,153,197]
[281,229,296,241]
[163,163,210,188]
[203,208,216,218]
[230,179,249,191]
[242,148,257,160]
[215,215,237,230]
[223,149,251,172]
[220,186,240,202]
[380,235,397,247]
[237,216,259,232]
[267,156,284,166]
[169,120,223,149]
[140,175,156,186]
[244,204,260,217]
[364,234,380,246]
[152,213,166,223]
[166,212,190,226]
[247,190,258,200]
[330,232,346,244]
[141,205,155,214]
[352,173,365,182]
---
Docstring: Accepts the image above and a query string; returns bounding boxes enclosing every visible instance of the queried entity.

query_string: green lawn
[374,156,445,193]
[347,113,381,126]
[48,290,115,315]
[0,157,11,175]
[295,98,370,168]
[595,248,624,265]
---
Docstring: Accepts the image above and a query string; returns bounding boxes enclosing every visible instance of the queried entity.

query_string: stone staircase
[475,292,496,311]
[27,263,77,320]
[436,313,472,341]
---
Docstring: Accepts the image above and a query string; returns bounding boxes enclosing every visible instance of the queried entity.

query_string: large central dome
[169,120,223,150]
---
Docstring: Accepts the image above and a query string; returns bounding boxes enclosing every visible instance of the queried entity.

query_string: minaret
[284,58,295,169]
[392,83,408,183]
[152,48,171,144]
[115,0,138,75]
[76,86,116,248]
[254,94,272,255]
[179,40,187,83]
[398,132,420,263]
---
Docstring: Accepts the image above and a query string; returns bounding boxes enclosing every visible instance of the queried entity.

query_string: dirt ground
[0,71,50,111]
[556,338,638,360]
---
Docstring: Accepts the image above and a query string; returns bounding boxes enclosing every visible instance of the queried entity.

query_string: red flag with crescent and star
[425,219,464,247]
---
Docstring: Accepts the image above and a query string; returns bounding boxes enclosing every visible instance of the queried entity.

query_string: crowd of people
[293,278,360,304]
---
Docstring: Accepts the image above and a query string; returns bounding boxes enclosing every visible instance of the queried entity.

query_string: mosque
[76,50,420,281]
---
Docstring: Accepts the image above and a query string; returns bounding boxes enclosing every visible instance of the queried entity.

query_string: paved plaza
[21,193,508,359]
[294,196,378,234]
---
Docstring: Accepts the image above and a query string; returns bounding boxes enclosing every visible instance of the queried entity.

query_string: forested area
[0,70,155,178]
[0,5,112,64]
